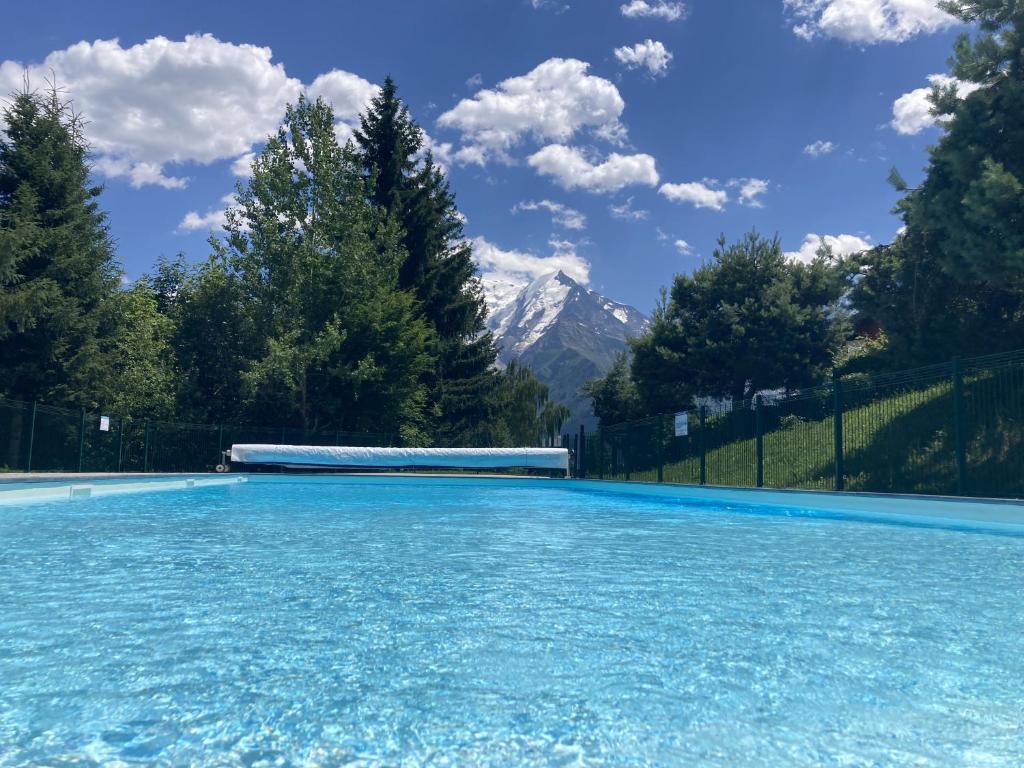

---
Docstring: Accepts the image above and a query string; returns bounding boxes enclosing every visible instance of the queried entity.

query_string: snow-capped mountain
[482,270,648,429]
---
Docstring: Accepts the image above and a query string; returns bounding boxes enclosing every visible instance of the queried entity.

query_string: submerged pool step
[0,475,246,505]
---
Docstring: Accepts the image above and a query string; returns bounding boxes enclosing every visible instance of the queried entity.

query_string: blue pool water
[1,477,1023,766]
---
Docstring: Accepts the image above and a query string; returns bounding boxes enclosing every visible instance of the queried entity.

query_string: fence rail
[565,350,1024,500]
[0,398,396,474]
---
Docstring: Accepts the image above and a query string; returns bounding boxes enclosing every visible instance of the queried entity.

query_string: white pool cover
[229,444,569,471]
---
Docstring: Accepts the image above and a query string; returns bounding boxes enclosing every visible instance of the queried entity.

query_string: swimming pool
[1,476,1022,765]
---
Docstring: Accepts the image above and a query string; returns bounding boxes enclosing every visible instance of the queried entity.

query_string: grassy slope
[601,372,1022,498]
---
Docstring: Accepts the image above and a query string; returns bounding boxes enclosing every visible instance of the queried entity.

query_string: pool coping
[0,475,247,503]
[2,472,1022,532]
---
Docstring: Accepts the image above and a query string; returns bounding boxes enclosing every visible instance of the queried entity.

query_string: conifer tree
[354,77,499,445]
[201,96,434,442]
[0,87,121,407]
[908,0,1024,281]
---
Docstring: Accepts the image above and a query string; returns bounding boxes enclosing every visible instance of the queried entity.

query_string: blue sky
[0,0,966,312]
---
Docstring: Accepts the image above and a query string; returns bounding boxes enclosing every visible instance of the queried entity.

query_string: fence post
[598,429,604,480]
[833,370,845,492]
[26,401,38,472]
[578,424,586,479]
[625,431,631,482]
[117,417,125,472]
[699,406,707,486]
[656,416,665,483]
[143,419,151,473]
[952,357,967,496]
[77,408,87,472]
[755,395,764,488]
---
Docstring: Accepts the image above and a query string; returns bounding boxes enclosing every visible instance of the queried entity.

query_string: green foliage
[847,232,1024,367]
[97,283,179,418]
[906,0,1024,282]
[495,361,571,446]
[0,83,568,448]
[582,352,644,427]
[850,0,1024,367]
[189,96,436,440]
[630,231,847,410]
[0,88,121,408]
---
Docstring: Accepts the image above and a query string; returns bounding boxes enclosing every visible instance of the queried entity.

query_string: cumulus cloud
[437,58,626,164]
[472,235,591,285]
[674,239,694,256]
[658,180,728,210]
[620,1,687,21]
[609,197,649,221]
[0,35,385,190]
[527,145,658,194]
[0,35,305,188]
[306,69,378,122]
[785,233,872,263]
[177,193,237,233]
[784,0,956,44]
[804,139,837,156]
[890,73,981,135]
[512,199,587,230]
[730,177,769,207]
[614,40,673,77]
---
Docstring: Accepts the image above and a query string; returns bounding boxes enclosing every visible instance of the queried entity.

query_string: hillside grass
[596,371,1024,498]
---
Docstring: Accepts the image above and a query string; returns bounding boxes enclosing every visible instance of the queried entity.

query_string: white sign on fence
[99,415,110,432]
[674,412,689,437]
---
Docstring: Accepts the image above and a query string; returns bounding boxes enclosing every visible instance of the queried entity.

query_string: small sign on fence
[99,415,110,432]
[674,412,688,437]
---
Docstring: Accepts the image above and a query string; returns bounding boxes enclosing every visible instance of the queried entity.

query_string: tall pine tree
[355,77,499,446]
[0,86,121,408]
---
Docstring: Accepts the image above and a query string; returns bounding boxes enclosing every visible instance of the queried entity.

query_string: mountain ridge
[482,270,648,430]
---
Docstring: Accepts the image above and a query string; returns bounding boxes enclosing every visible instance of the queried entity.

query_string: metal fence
[0,398,396,474]
[566,350,1024,499]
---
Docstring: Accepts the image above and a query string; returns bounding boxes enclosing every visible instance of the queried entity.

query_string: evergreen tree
[0,87,121,407]
[909,0,1024,282]
[630,232,846,409]
[582,352,644,428]
[355,77,499,445]
[201,96,434,442]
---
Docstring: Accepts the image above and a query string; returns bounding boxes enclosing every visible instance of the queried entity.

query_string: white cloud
[730,177,769,207]
[0,36,383,189]
[620,1,687,21]
[784,0,956,44]
[465,72,483,89]
[528,145,659,193]
[674,239,694,256]
[531,0,570,11]
[0,35,304,188]
[177,194,236,233]
[890,73,981,135]
[659,180,728,210]
[513,199,587,230]
[614,40,673,77]
[231,152,256,178]
[804,139,837,156]
[609,197,649,221]
[178,209,228,232]
[437,58,626,164]
[472,235,591,285]
[306,69,378,122]
[785,233,872,263]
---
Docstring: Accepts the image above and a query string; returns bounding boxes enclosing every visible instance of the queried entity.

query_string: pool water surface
[1,476,1022,766]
